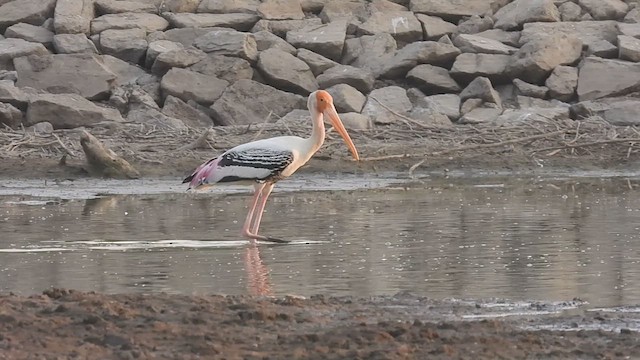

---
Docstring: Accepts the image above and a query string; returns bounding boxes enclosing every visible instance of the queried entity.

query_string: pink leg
[241,183,265,245]
[250,183,275,235]
[241,183,287,243]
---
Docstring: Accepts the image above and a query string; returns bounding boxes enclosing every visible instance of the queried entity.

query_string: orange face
[315,90,333,113]
[314,90,359,161]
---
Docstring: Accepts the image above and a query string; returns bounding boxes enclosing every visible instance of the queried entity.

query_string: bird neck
[306,110,325,155]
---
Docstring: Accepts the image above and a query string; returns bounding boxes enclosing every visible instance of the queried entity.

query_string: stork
[183,90,360,244]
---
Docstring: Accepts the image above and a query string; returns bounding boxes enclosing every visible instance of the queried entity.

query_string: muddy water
[1,173,640,308]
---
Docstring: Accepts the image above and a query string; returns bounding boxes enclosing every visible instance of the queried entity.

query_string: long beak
[325,105,360,161]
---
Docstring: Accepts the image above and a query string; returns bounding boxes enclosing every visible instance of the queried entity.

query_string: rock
[506,33,582,84]
[574,98,640,125]
[296,48,337,76]
[586,39,618,58]
[342,33,397,70]
[127,106,187,129]
[189,54,253,83]
[456,15,493,34]
[300,0,326,14]
[197,0,260,14]
[95,0,157,15]
[576,57,640,101]
[493,0,560,31]
[458,107,502,124]
[0,38,49,69]
[362,86,412,125]
[164,0,200,13]
[151,47,206,75]
[453,34,517,55]
[0,102,22,128]
[356,11,423,43]
[0,70,17,82]
[618,35,640,62]
[408,106,452,127]
[558,1,582,21]
[449,53,511,84]
[99,28,148,64]
[26,121,54,134]
[258,0,304,20]
[286,19,347,61]
[545,65,577,101]
[475,29,520,47]
[406,64,460,93]
[52,33,98,54]
[520,21,618,54]
[145,40,184,68]
[376,41,460,78]
[193,28,258,62]
[316,65,375,94]
[0,0,56,33]
[409,0,493,17]
[15,54,117,100]
[162,13,259,31]
[325,84,366,113]
[624,7,640,23]
[513,79,547,98]
[413,92,460,121]
[618,23,640,38]
[415,14,457,40]
[493,107,569,126]
[26,93,124,128]
[0,80,29,109]
[5,23,54,48]
[257,48,318,95]
[162,95,213,127]
[54,0,94,35]
[578,0,628,20]
[338,112,373,130]
[459,77,501,109]
[90,13,169,35]
[101,54,147,86]
[254,31,296,54]
[252,18,323,38]
[319,1,367,24]
[210,79,305,125]
[161,68,228,106]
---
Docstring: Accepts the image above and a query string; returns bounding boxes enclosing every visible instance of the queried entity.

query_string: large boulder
[210,79,305,125]
[160,68,228,105]
[545,65,578,102]
[193,28,258,62]
[15,54,117,100]
[26,93,124,129]
[0,102,23,129]
[571,97,640,126]
[410,0,494,17]
[90,13,169,35]
[151,47,207,75]
[356,11,423,43]
[375,41,460,78]
[53,33,98,54]
[0,0,56,32]
[0,80,29,109]
[258,0,304,20]
[197,0,260,14]
[5,23,54,48]
[296,48,338,76]
[576,57,640,101]
[162,95,213,128]
[520,21,618,56]
[325,84,366,113]
[145,40,184,68]
[54,0,94,34]
[343,33,397,71]
[163,13,259,31]
[450,53,511,84]
[189,54,253,83]
[493,0,560,30]
[286,19,347,61]
[99,28,148,64]
[252,18,322,38]
[0,38,49,69]
[577,0,628,20]
[254,30,296,54]
[362,86,413,125]
[316,65,375,94]
[257,48,318,95]
[415,14,457,40]
[407,64,460,94]
[452,34,517,55]
[95,0,157,14]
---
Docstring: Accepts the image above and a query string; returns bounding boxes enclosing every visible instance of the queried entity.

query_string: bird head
[311,90,360,161]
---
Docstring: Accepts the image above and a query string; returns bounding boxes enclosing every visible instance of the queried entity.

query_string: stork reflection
[244,244,273,296]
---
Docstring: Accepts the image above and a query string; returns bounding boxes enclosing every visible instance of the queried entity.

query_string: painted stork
[183,90,360,243]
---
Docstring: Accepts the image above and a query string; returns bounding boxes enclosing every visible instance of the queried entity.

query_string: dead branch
[531,138,640,154]
[80,130,140,179]
[177,128,214,151]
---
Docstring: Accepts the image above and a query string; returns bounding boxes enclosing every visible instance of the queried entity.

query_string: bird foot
[242,230,290,244]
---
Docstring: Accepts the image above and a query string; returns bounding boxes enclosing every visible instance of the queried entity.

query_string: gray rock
[25,121,54,134]
[5,23,54,48]
[145,40,184,68]
[453,34,517,55]
[545,65,577,101]
[54,0,93,35]
[300,0,328,14]
[127,106,187,130]
[558,1,582,21]
[618,35,640,62]
[99,28,148,64]
[586,39,618,58]
[101,54,147,86]
[52,33,98,54]
[415,14,456,40]
[460,98,483,115]
[624,7,640,23]
[151,47,207,75]
[296,48,337,76]
[578,0,628,20]
[252,18,323,38]
[193,28,258,62]
[164,0,200,13]
[26,93,124,129]
[475,29,521,47]
[362,86,412,125]
[506,33,582,84]
[356,11,422,43]
[161,68,228,106]
[0,70,17,81]
[576,57,640,101]
[254,30,296,54]
[458,107,502,124]
[0,38,49,69]
[513,79,547,99]
[325,84,366,113]
[460,77,502,109]
[189,54,253,83]
[258,0,305,20]
[415,93,461,121]
[376,41,460,78]
[257,48,318,95]
[316,65,375,94]
[618,23,640,38]
[342,33,397,70]
[406,64,460,93]
[520,21,618,54]
[15,54,116,100]
[151,27,215,47]
[493,0,560,31]
[319,1,367,23]
[0,80,29,109]
[450,53,511,84]
[0,102,23,128]
[95,0,157,15]
[571,98,640,125]
[493,107,569,126]
[409,0,493,17]
[338,112,373,130]
[197,0,260,14]
[90,13,169,35]
[162,95,213,128]
[0,0,56,33]
[210,79,305,125]
[162,13,259,31]
[456,15,493,34]
[286,19,347,61]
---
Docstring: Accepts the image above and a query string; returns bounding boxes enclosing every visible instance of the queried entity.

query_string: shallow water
[1,173,640,308]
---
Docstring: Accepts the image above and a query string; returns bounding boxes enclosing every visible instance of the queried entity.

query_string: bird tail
[183,157,219,190]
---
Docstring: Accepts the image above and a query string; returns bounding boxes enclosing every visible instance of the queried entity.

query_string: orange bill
[325,105,360,161]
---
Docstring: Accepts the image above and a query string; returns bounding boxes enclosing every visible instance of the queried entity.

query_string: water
[1,173,640,307]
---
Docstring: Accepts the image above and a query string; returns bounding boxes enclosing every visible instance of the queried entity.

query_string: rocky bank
[1,0,640,177]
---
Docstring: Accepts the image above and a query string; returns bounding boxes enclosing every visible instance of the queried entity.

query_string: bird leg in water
[241,183,288,243]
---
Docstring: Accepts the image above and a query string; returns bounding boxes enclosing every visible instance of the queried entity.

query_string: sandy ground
[2,120,640,358]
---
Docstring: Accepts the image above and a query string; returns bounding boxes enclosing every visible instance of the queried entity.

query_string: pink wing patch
[186,158,219,190]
